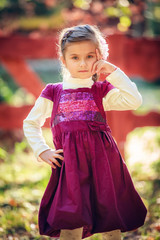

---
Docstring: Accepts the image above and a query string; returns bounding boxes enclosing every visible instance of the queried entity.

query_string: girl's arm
[23,97,53,161]
[102,68,142,111]
[23,97,64,168]
[92,49,142,111]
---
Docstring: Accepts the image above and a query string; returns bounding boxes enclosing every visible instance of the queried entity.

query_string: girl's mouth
[78,70,88,72]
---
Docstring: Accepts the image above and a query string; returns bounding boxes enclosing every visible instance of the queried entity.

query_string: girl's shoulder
[40,82,63,102]
[93,80,115,98]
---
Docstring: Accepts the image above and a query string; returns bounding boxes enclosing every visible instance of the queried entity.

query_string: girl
[23,24,147,240]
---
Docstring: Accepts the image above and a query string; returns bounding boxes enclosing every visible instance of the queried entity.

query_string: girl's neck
[63,75,94,90]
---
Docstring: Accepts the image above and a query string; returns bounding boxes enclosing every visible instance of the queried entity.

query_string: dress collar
[63,76,94,90]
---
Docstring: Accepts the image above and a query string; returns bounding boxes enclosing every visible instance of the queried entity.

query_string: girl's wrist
[103,61,117,74]
[105,65,118,78]
[108,64,117,74]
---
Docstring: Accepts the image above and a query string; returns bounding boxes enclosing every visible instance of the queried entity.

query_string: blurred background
[0,0,160,239]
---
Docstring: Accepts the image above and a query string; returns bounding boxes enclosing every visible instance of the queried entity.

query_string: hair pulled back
[57,24,109,82]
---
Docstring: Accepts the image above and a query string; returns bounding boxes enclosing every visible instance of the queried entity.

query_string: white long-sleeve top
[23,67,142,161]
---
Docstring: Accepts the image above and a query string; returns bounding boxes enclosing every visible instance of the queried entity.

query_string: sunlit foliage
[0,0,159,37]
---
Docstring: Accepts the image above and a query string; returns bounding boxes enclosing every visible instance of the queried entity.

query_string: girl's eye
[87,55,94,59]
[72,56,78,60]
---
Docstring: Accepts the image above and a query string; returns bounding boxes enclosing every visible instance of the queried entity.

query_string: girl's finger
[53,153,64,161]
[96,49,100,61]
[51,162,57,169]
[52,158,62,167]
[96,62,105,74]
[92,49,103,74]
[92,61,99,74]
[92,61,104,75]
[55,149,63,154]
[45,159,56,169]
[95,49,99,61]
[96,49,102,61]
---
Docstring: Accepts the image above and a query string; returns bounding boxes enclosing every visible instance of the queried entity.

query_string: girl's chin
[77,73,92,79]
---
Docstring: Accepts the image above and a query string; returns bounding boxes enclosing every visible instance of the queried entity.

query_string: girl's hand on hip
[91,49,117,75]
[39,149,64,169]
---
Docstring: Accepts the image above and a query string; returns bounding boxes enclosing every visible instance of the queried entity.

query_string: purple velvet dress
[38,80,147,239]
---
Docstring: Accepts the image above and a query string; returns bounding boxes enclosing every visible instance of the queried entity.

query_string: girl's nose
[80,59,86,67]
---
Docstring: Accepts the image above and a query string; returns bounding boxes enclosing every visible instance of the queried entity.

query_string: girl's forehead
[65,41,97,55]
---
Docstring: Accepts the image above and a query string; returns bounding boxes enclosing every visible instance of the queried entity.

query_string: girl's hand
[91,49,117,75]
[39,149,64,169]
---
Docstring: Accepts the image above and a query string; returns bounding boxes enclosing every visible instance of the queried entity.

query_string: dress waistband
[51,120,111,136]
[88,121,111,132]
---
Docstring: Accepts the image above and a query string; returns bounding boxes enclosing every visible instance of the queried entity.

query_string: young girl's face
[61,40,98,79]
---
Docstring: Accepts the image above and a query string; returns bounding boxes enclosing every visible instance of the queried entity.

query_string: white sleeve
[23,97,53,161]
[102,68,142,111]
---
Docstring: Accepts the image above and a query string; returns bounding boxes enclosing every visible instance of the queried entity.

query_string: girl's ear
[60,56,66,66]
